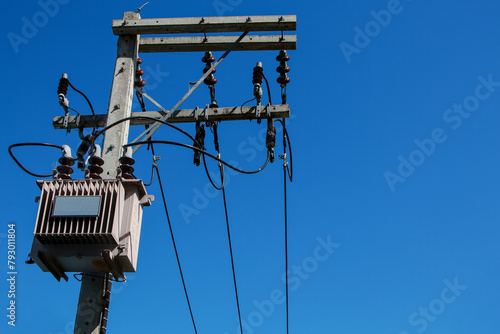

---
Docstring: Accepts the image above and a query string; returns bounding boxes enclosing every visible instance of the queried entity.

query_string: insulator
[277,76,291,85]
[202,51,217,86]
[56,165,74,179]
[59,145,75,166]
[120,164,135,179]
[57,74,69,96]
[202,52,215,63]
[276,52,290,62]
[136,79,146,87]
[253,62,264,85]
[120,147,135,166]
[276,50,291,85]
[204,77,217,85]
[119,147,135,179]
[57,145,75,179]
[88,144,104,179]
[193,122,205,166]
[135,58,146,88]
[276,64,290,74]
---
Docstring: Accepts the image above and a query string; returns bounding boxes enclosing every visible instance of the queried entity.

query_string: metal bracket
[194,106,199,121]
[266,103,271,117]
[37,251,68,282]
[203,104,209,121]
[63,109,69,129]
[101,250,126,282]
[256,101,261,118]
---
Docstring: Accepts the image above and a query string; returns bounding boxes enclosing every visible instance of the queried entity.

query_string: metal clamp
[203,104,209,121]
[256,101,261,118]
[194,106,199,121]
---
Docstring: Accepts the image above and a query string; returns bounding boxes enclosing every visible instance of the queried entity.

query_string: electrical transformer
[30,179,153,281]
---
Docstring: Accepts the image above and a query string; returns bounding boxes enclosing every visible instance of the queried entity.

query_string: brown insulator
[56,165,73,179]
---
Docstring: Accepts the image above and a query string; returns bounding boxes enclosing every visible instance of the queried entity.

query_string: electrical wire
[278,117,291,334]
[209,123,243,334]
[275,119,293,182]
[123,140,270,175]
[283,156,289,334]
[202,154,225,190]
[152,143,199,334]
[67,80,95,116]
[143,163,157,187]
[8,143,63,177]
[222,182,244,334]
[239,97,256,120]
[262,73,272,105]
[94,116,198,146]
[67,80,97,135]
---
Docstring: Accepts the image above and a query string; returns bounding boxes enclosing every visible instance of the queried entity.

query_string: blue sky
[2,0,500,333]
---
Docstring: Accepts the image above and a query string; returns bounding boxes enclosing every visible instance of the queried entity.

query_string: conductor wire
[152,142,199,334]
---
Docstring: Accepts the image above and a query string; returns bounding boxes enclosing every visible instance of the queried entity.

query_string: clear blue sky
[2,0,500,333]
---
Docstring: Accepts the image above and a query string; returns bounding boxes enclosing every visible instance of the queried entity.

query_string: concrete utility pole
[73,11,140,334]
[52,12,297,333]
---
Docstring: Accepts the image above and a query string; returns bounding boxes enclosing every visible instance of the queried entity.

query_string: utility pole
[74,11,140,334]
[47,12,296,333]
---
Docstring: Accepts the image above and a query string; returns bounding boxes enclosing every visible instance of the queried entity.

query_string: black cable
[202,122,225,190]
[262,73,272,105]
[94,116,198,146]
[67,80,97,135]
[8,143,63,177]
[124,140,270,175]
[202,154,225,190]
[222,183,243,334]
[143,163,156,187]
[154,151,199,334]
[207,123,243,334]
[67,80,95,116]
[240,97,256,120]
[284,157,289,334]
[278,117,291,334]
[275,119,293,182]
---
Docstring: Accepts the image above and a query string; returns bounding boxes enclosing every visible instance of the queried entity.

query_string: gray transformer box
[30,179,153,281]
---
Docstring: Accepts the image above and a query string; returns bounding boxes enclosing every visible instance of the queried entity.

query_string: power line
[222,183,244,334]
[153,145,199,334]
[211,122,244,334]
